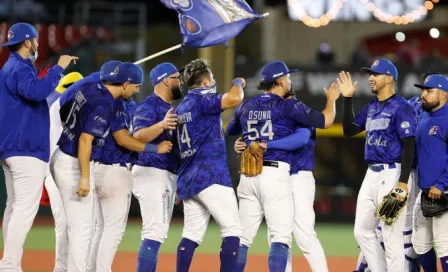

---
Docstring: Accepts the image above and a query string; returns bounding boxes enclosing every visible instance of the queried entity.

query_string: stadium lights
[429,28,440,38]
[287,0,346,28]
[359,0,438,25]
[395,32,406,42]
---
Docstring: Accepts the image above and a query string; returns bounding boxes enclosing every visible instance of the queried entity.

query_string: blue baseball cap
[414,74,448,92]
[150,62,179,86]
[103,62,143,85]
[260,61,298,82]
[361,59,398,81]
[1,22,38,47]
[99,60,122,80]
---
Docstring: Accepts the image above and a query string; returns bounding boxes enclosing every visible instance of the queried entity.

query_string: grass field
[1,220,363,271]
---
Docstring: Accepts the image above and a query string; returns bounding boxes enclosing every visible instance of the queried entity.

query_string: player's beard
[284,85,295,99]
[422,100,440,112]
[171,86,182,100]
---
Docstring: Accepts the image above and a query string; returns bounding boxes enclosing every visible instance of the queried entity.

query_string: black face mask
[171,86,182,100]
[284,85,295,99]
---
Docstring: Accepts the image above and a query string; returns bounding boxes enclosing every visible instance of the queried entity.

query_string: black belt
[263,160,279,168]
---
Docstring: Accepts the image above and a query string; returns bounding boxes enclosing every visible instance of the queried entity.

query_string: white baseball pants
[87,163,133,272]
[45,174,68,272]
[0,157,47,271]
[132,166,177,243]
[181,184,241,244]
[354,163,407,272]
[238,161,293,248]
[51,149,95,272]
[412,191,448,258]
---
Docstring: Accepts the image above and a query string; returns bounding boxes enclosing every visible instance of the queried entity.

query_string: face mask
[171,86,183,100]
[29,43,38,62]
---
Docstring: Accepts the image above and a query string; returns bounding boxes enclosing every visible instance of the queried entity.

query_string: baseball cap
[100,60,122,80]
[103,62,143,85]
[361,59,398,81]
[260,61,298,82]
[414,74,448,92]
[56,72,83,93]
[1,23,38,47]
[150,62,179,86]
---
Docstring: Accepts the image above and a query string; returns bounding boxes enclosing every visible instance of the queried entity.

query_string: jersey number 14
[177,124,191,150]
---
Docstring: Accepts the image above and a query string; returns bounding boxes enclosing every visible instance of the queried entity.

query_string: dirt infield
[12,250,358,272]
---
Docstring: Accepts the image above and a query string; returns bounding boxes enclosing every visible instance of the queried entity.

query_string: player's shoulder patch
[400,121,410,129]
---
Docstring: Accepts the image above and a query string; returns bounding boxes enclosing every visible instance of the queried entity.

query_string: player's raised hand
[157,140,173,154]
[76,177,90,197]
[324,81,340,101]
[162,108,178,130]
[57,55,79,70]
[234,137,247,154]
[337,71,358,97]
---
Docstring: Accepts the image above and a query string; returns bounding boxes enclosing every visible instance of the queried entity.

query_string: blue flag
[160,0,262,48]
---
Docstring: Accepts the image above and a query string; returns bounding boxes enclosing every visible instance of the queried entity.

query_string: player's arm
[226,104,243,135]
[342,98,366,137]
[429,131,448,198]
[113,129,172,154]
[320,82,341,128]
[221,78,246,110]
[77,132,94,197]
[12,65,64,101]
[395,104,417,190]
[133,107,177,143]
[267,127,311,151]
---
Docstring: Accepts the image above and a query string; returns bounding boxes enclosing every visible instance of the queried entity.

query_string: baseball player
[0,22,77,271]
[131,62,182,272]
[340,59,417,272]
[44,71,85,272]
[227,61,340,271]
[50,62,142,271]
[355,94,425,272]
[411,73,448,272]
[87,93,174,272]
[174,58,244,272]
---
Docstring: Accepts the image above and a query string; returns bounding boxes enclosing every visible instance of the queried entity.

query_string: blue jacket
[0,52,63,162]
[416,103,448,191]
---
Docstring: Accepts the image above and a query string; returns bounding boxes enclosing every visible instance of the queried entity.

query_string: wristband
[232,79,243,88]
[144,143,158,153]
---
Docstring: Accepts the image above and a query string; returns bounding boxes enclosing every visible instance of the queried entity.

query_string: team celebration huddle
[1,17,448,272]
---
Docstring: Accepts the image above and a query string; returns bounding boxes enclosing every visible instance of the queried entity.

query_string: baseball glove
[240,142,265,177]
[374,186,408,225]
[421,191,448,218]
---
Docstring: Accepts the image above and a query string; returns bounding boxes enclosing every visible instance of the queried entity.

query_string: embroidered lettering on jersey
[248,110,271,120]
[367,135,388,147]
[178,112,193,124]
[75,91,87,107]
[366,117,390,131]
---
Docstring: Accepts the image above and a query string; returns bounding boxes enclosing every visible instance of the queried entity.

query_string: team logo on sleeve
[429,126,438,135]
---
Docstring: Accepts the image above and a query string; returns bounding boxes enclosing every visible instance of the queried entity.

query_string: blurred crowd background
[0,0,446,223]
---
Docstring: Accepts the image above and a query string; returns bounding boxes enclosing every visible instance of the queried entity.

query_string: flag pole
[133,12,270,65]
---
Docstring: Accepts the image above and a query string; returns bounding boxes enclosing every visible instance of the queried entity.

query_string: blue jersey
[59,72,100,107]
[132,93,180,174]
[415,103,448,191]
[228,93,325,164]
[57,82,114,159]
[290,126,316,173]
[408,96,423,169]
[174,88,229,200]
[354,94,416,165]
[94,99,134,164]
